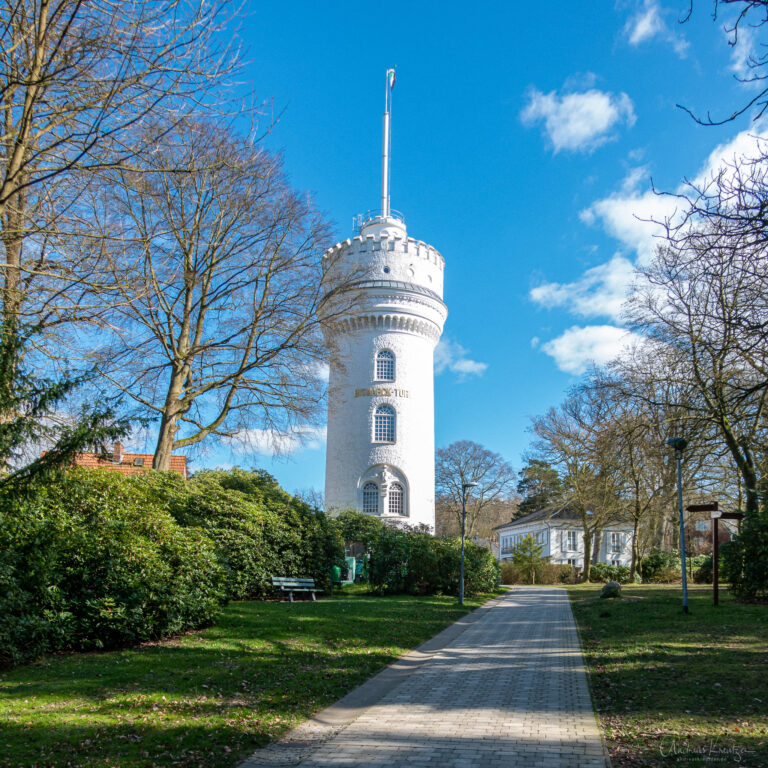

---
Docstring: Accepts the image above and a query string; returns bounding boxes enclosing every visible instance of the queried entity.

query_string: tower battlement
[323,229,445,299]
[324,234,444,266]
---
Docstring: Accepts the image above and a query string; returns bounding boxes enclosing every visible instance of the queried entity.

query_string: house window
[376,350,395,381]
[374,405,396,443]
[611,559,621,567]
[610,532,622,553]
[567,558,578,567]
[389,483,404,516]
[362,483,379,514]
[567,530,578,551]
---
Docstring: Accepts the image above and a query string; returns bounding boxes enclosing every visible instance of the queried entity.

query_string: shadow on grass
[569,585,768,767]
[0,591,493,768]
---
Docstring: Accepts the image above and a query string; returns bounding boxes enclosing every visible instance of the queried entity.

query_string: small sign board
[686,502,718,513]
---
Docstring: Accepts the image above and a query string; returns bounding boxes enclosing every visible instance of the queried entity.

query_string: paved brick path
[242,587,607,768]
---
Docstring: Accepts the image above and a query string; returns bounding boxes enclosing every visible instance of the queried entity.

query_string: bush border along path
[0,586,501,768]
[567,583,768,767]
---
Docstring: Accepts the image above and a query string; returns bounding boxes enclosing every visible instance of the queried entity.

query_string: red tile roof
[71,451,187,478]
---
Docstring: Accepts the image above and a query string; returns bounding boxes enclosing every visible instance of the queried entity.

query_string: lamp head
[666,437,687,451]
[462,482,479,492]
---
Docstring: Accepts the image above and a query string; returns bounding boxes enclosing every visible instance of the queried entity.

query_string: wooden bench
[271,576,324,602]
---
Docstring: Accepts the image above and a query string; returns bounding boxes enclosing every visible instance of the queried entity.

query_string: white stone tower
[320,70,447,529]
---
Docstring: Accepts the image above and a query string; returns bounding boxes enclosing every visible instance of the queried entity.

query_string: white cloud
[691,126,768,189]
[530,254,636,322]
[534,125,768,374]
[580,127,768,265]
[228,426,327,457]
[579,166,677,263]
[434,339,488,379]
[624,1,689,58]
[727,21,762,86]
[521,84,636,154]
[541,325,643,375]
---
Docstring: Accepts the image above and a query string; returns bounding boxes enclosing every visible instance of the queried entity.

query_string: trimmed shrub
[500,561,520,584]
[498,562,577,585]
[648,566,682,583]
[692,554,724,584]
[640,550,681,582]
[550,563,579,584]
[589,562,632,584]
[721,514,768,601]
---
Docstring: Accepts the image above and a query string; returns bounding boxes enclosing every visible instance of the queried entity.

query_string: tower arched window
[389,482,405,516]
[362,482,379,514]
[373,405,396,443]
[375,350,395,381]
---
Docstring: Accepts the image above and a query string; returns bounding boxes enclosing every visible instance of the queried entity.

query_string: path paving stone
[240,587,607,768]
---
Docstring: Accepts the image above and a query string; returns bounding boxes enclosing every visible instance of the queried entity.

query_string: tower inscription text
[354,387,410,398]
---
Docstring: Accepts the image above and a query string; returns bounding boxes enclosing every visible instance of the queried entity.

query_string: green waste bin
[332,565,342,584]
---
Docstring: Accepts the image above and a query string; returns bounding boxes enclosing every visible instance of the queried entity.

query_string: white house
[494,506,634,569]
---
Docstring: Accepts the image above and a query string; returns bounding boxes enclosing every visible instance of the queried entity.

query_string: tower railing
[352,208,405,234]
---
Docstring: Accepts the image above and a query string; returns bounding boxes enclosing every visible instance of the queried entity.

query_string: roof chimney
[113,441,124,464]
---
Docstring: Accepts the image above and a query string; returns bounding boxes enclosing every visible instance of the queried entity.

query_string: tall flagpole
[381,68,395,218]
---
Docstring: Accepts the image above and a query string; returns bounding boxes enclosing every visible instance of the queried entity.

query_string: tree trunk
[153,368,187,470]
[592,529,603,568]
[721,421,760,517]
[582,530,592,582]
[0,203,24,472]
[630,518,640,579]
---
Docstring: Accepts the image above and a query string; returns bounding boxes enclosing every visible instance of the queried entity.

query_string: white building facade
[495,507,634,569]
[320,215,447,530]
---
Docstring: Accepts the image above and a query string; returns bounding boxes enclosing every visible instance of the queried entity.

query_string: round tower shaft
[321,213,447,529]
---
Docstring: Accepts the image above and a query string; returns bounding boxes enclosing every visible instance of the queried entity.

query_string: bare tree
[680,1,768,124]
[531,387,627,581]
[435,440,517,539]
[1,0,240,311]
[628,216,768,516]
[0,0,240,443]
[89,118,333,470]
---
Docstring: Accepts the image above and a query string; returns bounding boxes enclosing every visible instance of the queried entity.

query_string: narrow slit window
[376,350,395,381]
[374,405,396,443]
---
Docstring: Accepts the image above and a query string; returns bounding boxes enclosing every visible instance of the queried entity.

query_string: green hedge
[1,467,345,666]
[336,512,499,596]
[0,470,226,665]
[589,562,632,584]
[500,561,578,585]
[174,469,345,598]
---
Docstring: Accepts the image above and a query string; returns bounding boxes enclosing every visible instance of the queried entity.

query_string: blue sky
[166,1,765,495]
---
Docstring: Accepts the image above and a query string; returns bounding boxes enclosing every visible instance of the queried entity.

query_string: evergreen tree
[516,459,563,517]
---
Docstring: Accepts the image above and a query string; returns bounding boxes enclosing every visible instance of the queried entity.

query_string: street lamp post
[667,437,689,614]
[459,481,478,606]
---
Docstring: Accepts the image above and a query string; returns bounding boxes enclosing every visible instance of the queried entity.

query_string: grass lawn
[0,586,499,768]
[568,583,768,767]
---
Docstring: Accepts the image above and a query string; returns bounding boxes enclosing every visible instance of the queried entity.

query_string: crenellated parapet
[322,218,445,299]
